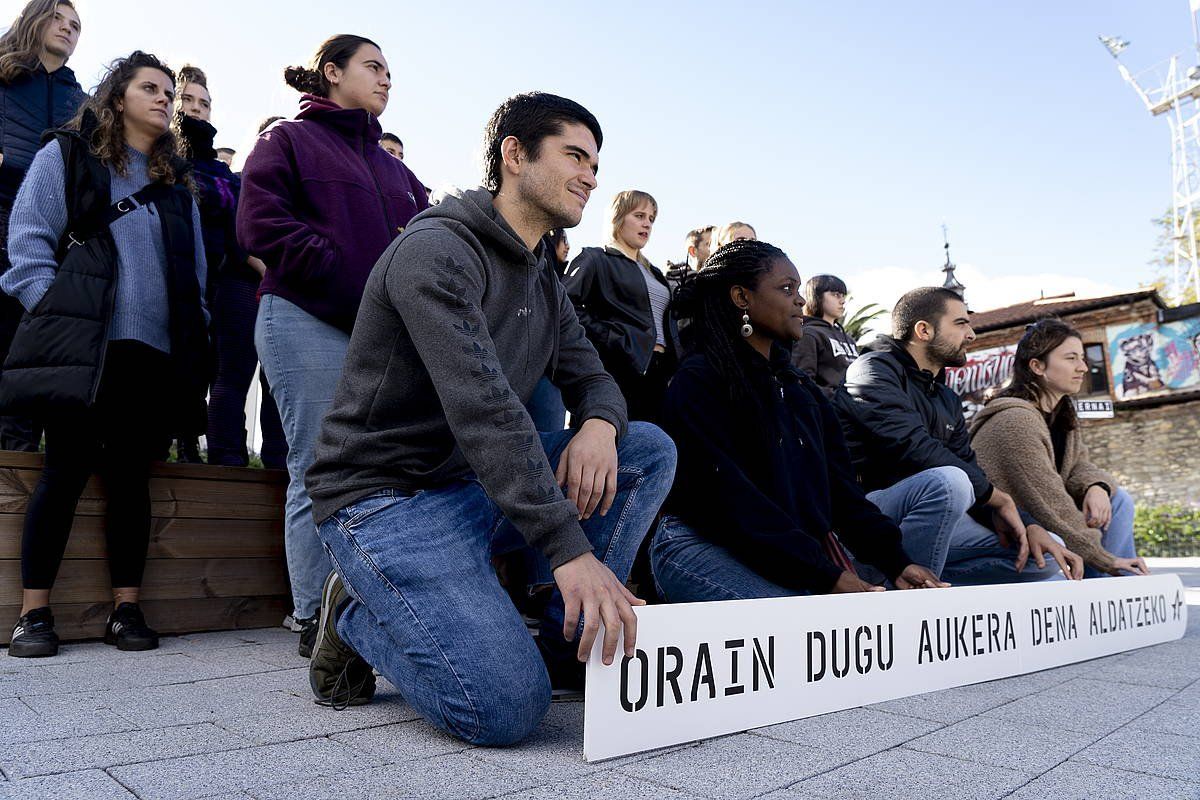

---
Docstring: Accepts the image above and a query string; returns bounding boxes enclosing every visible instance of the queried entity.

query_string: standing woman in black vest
[1,52,208,657]
[564,190,678,423]
[0,0,86,451]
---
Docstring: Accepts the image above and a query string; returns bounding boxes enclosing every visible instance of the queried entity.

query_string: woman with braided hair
[650,239,947,601]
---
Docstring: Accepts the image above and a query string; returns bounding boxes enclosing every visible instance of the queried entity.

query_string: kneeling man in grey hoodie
[304,92,677,746]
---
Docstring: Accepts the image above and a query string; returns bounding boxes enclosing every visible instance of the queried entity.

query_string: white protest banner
[583,574,1188,762]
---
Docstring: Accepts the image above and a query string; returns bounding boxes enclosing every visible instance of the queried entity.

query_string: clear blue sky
[49,0,1200,313]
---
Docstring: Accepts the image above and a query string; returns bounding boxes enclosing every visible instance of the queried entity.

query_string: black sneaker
[9,607,59,658]
[297,615,318,658]
[103,603,159,651]
[310,571,375,709]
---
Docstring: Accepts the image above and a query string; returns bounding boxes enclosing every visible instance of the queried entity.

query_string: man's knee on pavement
[456,666,552,746]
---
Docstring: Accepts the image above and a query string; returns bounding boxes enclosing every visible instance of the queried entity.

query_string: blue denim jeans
[318,422,676,745]
[255,294,349,619]
[866,466,976,577]
[526,376,567,433]
[650,465,977,601]
[868,466,1063,585]
[1085,488,1138,578]
[650,515,800,602]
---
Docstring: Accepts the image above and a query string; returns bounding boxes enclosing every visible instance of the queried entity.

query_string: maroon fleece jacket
[236,94,428,332]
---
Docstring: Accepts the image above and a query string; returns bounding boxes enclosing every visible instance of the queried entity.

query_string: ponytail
[283,34,378,97]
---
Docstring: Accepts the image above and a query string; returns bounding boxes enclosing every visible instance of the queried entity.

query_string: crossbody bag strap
[57,182,175,258]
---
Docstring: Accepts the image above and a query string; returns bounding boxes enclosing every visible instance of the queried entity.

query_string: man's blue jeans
[649,465,975,601]
[868,467,1063,585]
[255,295,349,619]
[318,422,676,746]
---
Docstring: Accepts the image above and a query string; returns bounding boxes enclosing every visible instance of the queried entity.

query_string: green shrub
[1133,504,1200,557]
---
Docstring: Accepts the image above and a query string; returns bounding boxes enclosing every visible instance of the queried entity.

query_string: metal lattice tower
[1101,5,1200,304]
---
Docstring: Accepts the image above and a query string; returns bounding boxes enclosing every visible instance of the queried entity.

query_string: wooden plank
[0,515,284,559]
[0,558,290,605]
[0,451,288,484]
[0,470,284,519]
[0,595,291,644]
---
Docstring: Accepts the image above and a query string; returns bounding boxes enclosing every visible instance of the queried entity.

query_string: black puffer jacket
[0,63,86,205]
[831,335,993,507]
[563,246,679,379]
[0,115,208,432]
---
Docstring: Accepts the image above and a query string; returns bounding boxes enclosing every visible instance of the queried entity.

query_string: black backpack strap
[56,182,175,258]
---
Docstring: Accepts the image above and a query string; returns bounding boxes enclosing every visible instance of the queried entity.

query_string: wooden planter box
[0,452,288,643]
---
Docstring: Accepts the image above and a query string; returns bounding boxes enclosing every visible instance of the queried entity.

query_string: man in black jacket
[833,287,1083,584]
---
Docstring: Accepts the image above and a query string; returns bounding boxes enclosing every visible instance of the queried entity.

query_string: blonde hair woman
[564,190,678,422]
[712,220,757,249]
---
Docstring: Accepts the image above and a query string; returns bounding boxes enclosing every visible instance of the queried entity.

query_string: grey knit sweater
[1,141,206,353]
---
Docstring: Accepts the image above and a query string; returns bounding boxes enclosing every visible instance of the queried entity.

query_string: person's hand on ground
[555,418,618,520]
[1027,525,1084,580]
[1109,556,1150,576]
[554,551,644,665]
[830,570,885,593]
[894,564,951,589]
[987,488,1030,571]
[1083,485,1113,529]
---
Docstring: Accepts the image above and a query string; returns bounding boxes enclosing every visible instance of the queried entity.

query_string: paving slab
[0,694,137,745]
[107,737,381,800]
[1083,639,1200,689]
[752,706,944,759]
[493,770,712,799]
[868,670,1068,724]
[983,677,1176,734]
[1005,760,1200,800]
[0,722,248,779]
[468,702,698,780]
[765,747,1034,800]
[331,719,471,763]
[903,714,1099,772]
[1127,690,1200,739]
[251,752,542,800]
[1071,727,1200,783]
[216,688,420,744]
[0,769,137,799]
[618,732,848,800]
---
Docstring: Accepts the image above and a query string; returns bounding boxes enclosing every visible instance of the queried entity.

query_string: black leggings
[21,340,169,590]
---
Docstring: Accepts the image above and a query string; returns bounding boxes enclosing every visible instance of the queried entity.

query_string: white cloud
[840,261,1130,323]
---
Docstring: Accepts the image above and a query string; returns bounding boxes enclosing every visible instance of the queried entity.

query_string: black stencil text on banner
[583,575,1188,761]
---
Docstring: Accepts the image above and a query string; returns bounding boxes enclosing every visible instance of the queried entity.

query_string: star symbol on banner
[1172,591,1184,621]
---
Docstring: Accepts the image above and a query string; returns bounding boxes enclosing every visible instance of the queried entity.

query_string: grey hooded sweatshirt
[306,188,629,568]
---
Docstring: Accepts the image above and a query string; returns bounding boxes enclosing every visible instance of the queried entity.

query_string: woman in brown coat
[970,319,1148,577]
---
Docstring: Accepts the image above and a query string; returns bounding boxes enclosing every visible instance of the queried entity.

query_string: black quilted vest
[0,115,209,433]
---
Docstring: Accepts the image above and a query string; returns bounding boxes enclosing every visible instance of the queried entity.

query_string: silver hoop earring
[740,313,753,338]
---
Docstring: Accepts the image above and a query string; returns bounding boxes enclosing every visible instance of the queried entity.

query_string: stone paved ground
[1,560,1197,800]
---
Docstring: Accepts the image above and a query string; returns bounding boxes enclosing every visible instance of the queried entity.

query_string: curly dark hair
[67,50,185,186]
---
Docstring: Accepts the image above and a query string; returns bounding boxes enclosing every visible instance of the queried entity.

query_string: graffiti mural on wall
[1106,318,1200,400]
[945,344,1017,417]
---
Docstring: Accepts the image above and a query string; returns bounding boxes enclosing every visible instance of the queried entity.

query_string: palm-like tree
[842,301,886,341]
